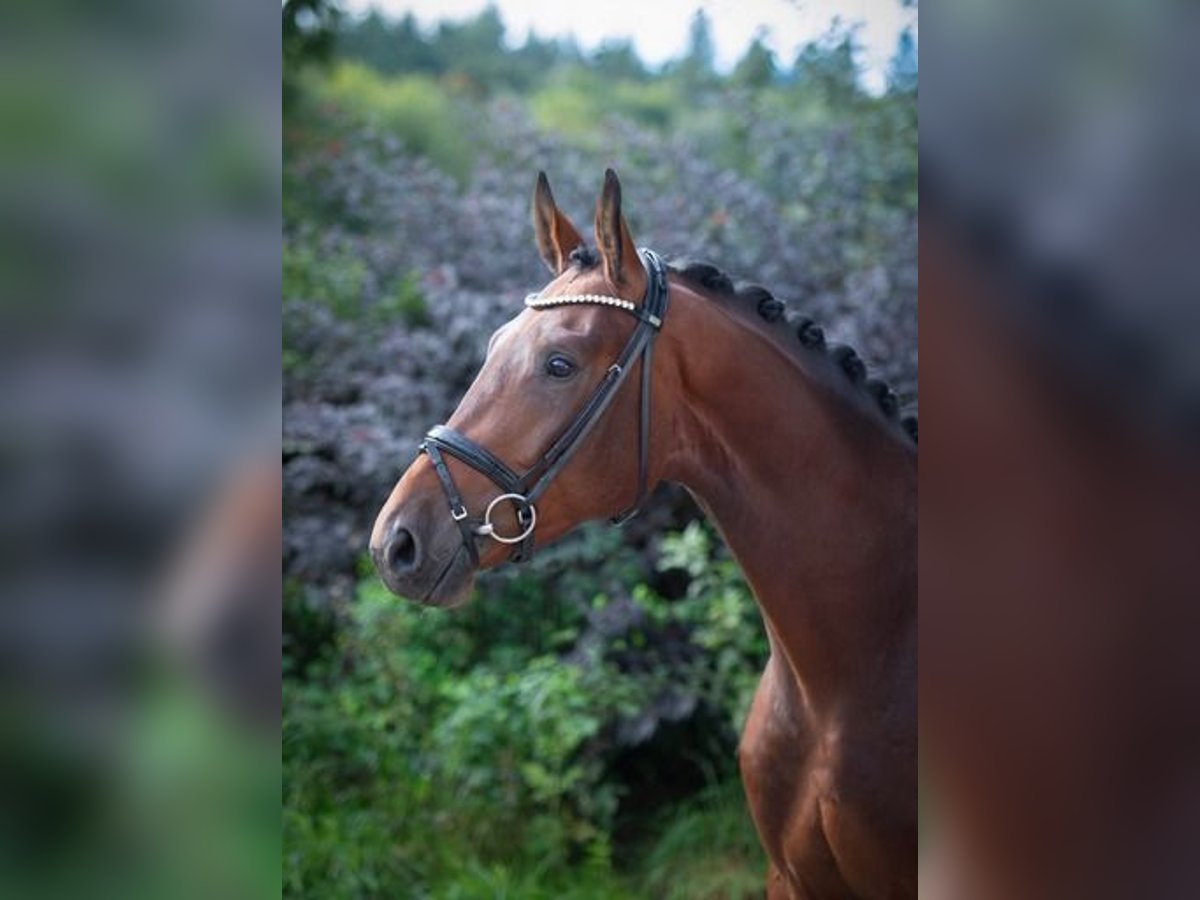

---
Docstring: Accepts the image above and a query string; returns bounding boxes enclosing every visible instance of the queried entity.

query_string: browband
[524,292,664,329]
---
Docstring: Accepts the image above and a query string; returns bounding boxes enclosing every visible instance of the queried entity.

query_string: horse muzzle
[370,504,476,607]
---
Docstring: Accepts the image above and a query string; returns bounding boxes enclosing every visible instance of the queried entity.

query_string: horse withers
[371,170,917,899]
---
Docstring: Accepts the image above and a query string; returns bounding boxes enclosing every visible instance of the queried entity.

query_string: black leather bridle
[420,248,670,564]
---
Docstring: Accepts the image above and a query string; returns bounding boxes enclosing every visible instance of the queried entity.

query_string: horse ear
[532,171,584,275]
[594,169,646,295]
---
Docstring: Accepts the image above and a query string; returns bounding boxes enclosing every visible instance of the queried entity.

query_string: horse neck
[657,284,917,712]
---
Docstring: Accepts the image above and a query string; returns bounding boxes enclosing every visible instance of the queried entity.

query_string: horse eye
[544,354,576,379]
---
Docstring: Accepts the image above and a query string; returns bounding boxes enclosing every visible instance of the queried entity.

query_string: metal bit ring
[475,493,537,544]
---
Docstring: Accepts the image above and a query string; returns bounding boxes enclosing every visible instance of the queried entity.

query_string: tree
[505,34,564,91]
[592,39,648,82]
[732,33,777,90]
[677,10,717,95]
[887,28,918,94]
[791,21,863,107]
[283,0,342,103]
[283,0,341,72]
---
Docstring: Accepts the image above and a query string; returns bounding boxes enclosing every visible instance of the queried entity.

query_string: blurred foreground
[921,1,1200,897]
[0,1,280,897]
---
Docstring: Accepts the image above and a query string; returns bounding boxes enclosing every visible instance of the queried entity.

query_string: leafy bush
[283,235,428,327]
[315,63,474,179]
[284,521,769,897]
[375,272,429,327]
[530,71,678,140]
[283,238,366,320]
[658,523,770,732]
[284,597,621,894]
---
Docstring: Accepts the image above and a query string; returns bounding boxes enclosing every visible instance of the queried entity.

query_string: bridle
[420,248,669,564]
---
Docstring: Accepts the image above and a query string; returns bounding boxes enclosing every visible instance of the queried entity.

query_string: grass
[636,780,766,900]
[413,780,767,899]
[283,773,765,898]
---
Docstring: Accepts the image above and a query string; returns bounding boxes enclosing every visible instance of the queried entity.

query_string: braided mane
[667,258,917,446]
[564,246,916,445]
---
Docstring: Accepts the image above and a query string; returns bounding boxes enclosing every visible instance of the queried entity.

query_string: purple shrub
[284,97,916,589]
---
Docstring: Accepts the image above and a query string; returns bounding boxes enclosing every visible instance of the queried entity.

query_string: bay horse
[370,170,917,898]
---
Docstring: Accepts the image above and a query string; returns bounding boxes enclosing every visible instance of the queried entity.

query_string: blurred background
[282,0,916,897]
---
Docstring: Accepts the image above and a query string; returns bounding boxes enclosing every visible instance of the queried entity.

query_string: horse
[920,208,1200,900]
[370,170,917,899]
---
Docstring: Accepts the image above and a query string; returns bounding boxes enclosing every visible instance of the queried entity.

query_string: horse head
[370,170,668,606]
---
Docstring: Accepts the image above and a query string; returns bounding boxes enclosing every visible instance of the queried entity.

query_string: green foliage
[659,523,770,731]
[428,6,510,94]
[283,235,428,326]
[791,21,866,109]
[731,36,778,90]
[640,781,766,900]
[432,658,621,858]
[591,40,648,82]
[285,579,623,895]
[316,63,474,179]
[283,238,365,320]
[675,9,719,97]
[529,71,678,140]
[336,7,582,95]
[888,28,919,94]
[375,272,429,327]
[337,11,440,78]
[283,0,341,101]
[283,523,769,897]
[282,579,339,679]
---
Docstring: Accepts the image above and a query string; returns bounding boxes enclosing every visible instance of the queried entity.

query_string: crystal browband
[524,292,661,328]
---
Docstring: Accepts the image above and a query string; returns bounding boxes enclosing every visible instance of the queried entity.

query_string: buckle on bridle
[475,492,537,544]
[450,504,469,522]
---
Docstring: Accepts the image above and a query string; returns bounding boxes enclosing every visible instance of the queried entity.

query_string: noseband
[420,248,669,564]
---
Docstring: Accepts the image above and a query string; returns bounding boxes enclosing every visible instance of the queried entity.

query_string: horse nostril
[385,526,418,573]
